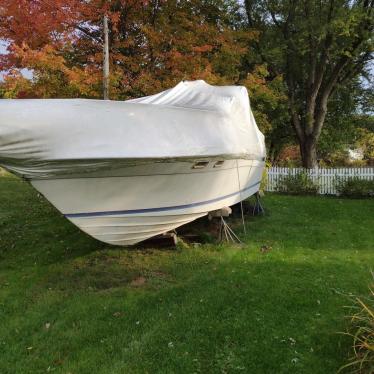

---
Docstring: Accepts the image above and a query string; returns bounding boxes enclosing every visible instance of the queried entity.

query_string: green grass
[0,174,373,374]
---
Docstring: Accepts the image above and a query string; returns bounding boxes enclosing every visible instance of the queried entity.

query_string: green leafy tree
[353,114,374,160]
[318,78,366,162]
[244,0,374,167]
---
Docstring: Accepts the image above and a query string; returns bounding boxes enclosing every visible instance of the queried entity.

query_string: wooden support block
[208,206,232,219]
[137,232,178,248]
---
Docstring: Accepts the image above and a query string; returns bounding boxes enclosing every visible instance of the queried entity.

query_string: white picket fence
[266,167,374,195]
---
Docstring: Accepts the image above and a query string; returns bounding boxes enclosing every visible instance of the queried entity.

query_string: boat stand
[138,232,178,248]
[219,216,242,244]
[252,192,265,216]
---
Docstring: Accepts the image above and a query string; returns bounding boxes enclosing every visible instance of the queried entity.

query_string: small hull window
[213,160,224,168]
[192,161,209,169]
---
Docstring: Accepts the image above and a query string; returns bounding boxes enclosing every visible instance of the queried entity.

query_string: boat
[0,80,266,245]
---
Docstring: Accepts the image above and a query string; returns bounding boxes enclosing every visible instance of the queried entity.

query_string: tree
[0,0,100,97]
[239,65,291,161]
[317,77,373,163]
[0,0,252,98]
[244,0,374,167]
[0,0,287,147]
[91,0,252,98]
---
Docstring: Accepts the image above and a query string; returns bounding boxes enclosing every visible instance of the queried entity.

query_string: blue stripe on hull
[65,180,261,219]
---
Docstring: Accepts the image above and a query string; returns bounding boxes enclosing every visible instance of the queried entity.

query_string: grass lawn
[0,174,373,374]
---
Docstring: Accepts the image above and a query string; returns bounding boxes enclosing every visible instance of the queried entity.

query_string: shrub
[276,171,319,195]
[335,177,374,198]
[340,275,374,373]
[348,160,368,167]
[260,161,272,193]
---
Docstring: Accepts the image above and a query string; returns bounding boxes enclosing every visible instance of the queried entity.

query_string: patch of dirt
[130,276,147,287]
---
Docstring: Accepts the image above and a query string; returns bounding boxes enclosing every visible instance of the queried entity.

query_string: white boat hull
[31,158,264,245]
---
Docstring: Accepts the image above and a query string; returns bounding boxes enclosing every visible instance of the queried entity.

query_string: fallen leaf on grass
[260,245,272,253]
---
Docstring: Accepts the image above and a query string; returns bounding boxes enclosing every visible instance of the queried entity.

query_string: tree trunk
[103,15,110,100]
[289,108,319,169]
[300,136,318,168]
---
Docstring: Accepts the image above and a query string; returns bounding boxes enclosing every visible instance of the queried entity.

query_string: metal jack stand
[252,192,265,216]
[219,216,242,244]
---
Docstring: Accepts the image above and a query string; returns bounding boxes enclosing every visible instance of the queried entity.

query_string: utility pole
[103,14,110,100]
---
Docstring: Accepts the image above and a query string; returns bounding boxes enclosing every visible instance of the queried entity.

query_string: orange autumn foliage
[0,0,256,99]
[0,0,286,142]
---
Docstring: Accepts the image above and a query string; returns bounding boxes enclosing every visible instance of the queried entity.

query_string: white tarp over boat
[0,80,266,246]
[0,80,265,179]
